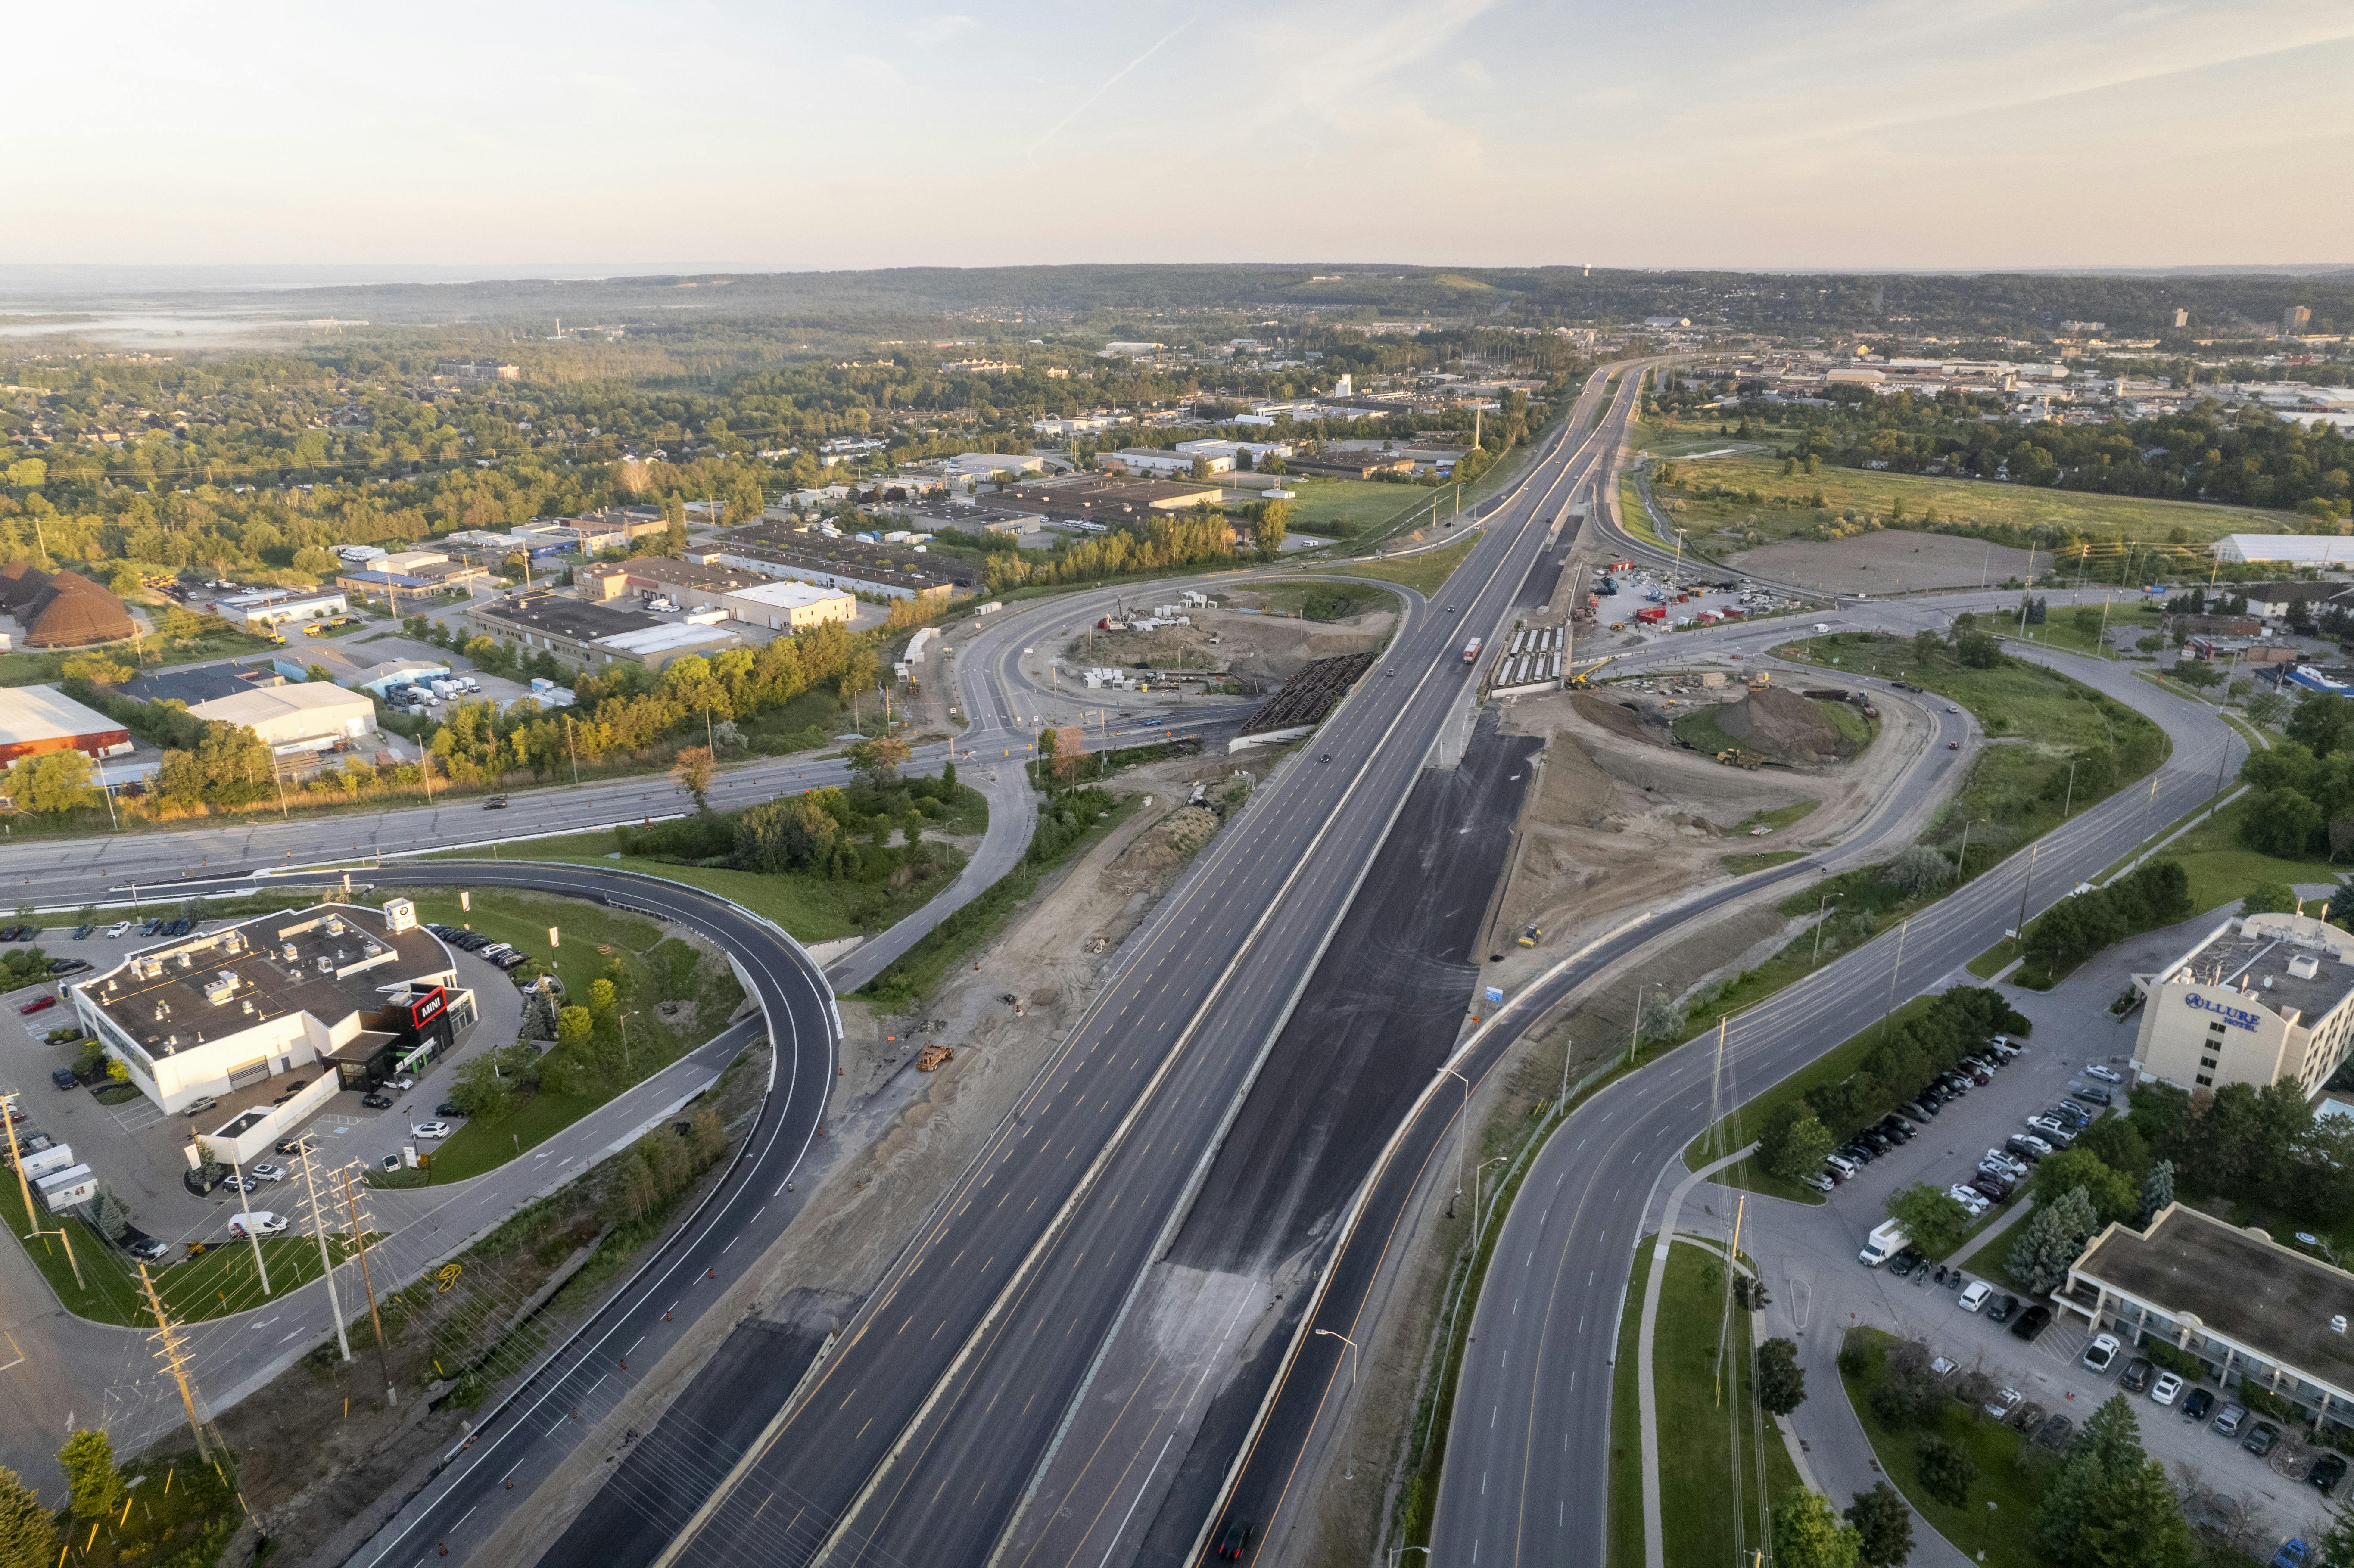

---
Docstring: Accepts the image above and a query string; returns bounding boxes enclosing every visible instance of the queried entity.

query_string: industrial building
[993,477,1225,524]
[685,535,956,603]
[0,562,136,649]
[575,557,856,631]
[213,588,349,629]
[0,685,134,768]
[123,659,287,707]
[466,589,747,670]
[2212,535,2354,567]
[71,900,475,1161]
[186,683,377,756]
[1098,448,1232,479]
[2130,911,2354,1097]
[2063,1203,2354,1439]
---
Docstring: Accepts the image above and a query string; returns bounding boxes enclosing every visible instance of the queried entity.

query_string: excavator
[1568,654,1619,689]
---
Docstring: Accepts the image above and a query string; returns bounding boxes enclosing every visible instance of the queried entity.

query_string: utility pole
[139,1265,211,1461]
[340,1169,395,1405]
[2061,759,2080,821]
[299,1148,351,1363]
[1879,919,1911,1041]
[230,1153,271,1297]
[3,1094,83,1288]
[1627,980,1651,1065]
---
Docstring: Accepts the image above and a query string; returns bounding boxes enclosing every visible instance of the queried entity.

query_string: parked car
[361,1092,394,1110]
[2035,1414,2075,1450]
[1983,1149,2030,1177]
[2311,1453,2348,1496]
[51,1067,77,1090]
[2010,1133,2054,1159]
[182,1095,219,1118]
[1969,1176,2011,1203]
[1987,1294,2021,1324]
[410,1120,451,1139]
[47,958,90,976]
[2083,1334,2121,1373]
[2085,1063,2124,1083]
[2213,1403,2249,1438]
[249,1162,288,1183]
[1900,1101,1935,1122]
[1801,1173,1836,1194]
[104,921,131,938]
[2049,1100,2091,1126]
[1959,1281,1993,1313]
[2027,1116,2075,1146]
[2072,1085,2114,1107]
[228,1211,287,1237]
[1888,1249,1921,1279]
[122,1236,171,1261]
[1947,1185,1989,1214]
[387,1075,415,1091]
[2182,1388,2215,1422]
[2011,1304,2052,1341]
[2121,1357,2154,1394]
[16,995,56,1015]
[71,924,92,940]
[1825,1154,1859,1179]
[2150,1371,2184,1406]
[2245,1421,2282,1457]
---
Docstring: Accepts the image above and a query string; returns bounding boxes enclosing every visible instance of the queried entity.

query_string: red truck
[1462,636,1483,664]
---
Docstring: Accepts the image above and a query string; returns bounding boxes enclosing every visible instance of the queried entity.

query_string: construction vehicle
[1747,670,1771,689]
[1714,748,1766,770]
[916,1043,953,1072]
[1568,654,1617,688]
[1516,924,1543,948]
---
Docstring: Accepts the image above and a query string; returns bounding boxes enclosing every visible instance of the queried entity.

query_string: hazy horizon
[12,0,2352,276]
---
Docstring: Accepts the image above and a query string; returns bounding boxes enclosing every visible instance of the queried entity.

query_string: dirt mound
[1112,806,1221,872]
[1570,691,1666,747]
[1715,685,1856,762]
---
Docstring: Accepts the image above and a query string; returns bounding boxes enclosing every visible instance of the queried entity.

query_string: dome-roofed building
[0,561,135,649]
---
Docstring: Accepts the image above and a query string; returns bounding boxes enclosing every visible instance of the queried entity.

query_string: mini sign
[1484,986,1504,1006]
[548,926,560,950]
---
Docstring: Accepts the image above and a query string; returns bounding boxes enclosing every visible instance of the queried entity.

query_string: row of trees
[0,1427,238,1567]
[2239,694,2354,859]
[2017,859,2192,980]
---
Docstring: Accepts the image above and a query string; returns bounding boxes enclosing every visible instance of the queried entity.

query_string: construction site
[1040,585,1398,701]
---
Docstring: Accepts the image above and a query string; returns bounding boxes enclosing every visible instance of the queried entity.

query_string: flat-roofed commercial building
[0,684,134,768]
[465,589,747,670]
[2065,1202,2354,1438]
[2130,912,2354,1096]
[214,588,349,629]
[2214,535,2354,566]
[995,478,1224,522]
[575,557,856,631]
[685,537,955,603]
[1098,448,1232,479]
[186,683,376,755]
[71,900,476,1162]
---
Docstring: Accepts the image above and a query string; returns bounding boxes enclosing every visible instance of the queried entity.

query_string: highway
[635,362,1651,1568]
[1207,588,2245,1565]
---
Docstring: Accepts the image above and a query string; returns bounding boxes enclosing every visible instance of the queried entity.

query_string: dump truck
[1714,748,1766,770]
[916,1044,953,1072]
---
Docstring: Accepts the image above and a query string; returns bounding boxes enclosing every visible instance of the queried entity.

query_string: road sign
[1484,986,1504,1005]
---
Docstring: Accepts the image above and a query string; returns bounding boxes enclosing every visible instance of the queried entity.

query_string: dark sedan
[2011,1304,2052,1341]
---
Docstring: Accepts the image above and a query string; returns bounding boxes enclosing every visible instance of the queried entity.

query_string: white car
[410,1121,451,1140]
[248,1162,288,1183]
[388,1075,416,1092]
[228,1211,287,1237]
[1801,1173,1836,1194]
[1959,1280,1993,1313]
[2012,1132,2055,1157]
[2083,1332,2122,1373]
[1983,1149,2030,1177]
[2150,1370,2185,1406]
[1946,1185,1989,1214]
[105,921,132,938]
[2085,1063,2124,1083]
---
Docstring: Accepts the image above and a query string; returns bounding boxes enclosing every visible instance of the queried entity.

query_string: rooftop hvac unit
[202,971,239,1005]
[316,957,334,974]
[283,943,299,961]
[2290,953,2322,980]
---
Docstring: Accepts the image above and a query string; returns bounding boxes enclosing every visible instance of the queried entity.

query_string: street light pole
[1312,1328,1361,1479]
[1627,980,1650,1066]
[1441,1066,1470,1217]
[2061,759,2080,821]
[1811,897,1840,965]
[1955,817,1988,881]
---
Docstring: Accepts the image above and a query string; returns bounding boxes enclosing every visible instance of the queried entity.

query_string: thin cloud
[906,14,979,46]
[1027,15,1196,162]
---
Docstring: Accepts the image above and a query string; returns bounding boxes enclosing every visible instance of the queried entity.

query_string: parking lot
[0,915,523,1251]
[1717,909,2337,1550]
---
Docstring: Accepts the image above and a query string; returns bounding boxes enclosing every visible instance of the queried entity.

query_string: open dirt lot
[1487,675,1931,973]
[1044,597,1395,691]
[1728,527,2041,595]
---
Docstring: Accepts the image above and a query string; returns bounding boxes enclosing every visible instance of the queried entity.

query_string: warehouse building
[214,588,348,629]
[187,683,376,755]
[575,557,856,631]
[466,589,747,670]
[0,685,134,768]
[2130,911,2354,1096]
[72,900,475,1161]
[122,660,287,707]
[2064,1203,2354,1439]
[684,538,955,603]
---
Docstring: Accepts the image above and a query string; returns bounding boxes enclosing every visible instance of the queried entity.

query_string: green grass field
[1651,1241,1805,1568]
[1240,579,1401,623]
[1840,1328,2054,1567]
[1321,531,1481,597]
[1723,849,1805,875]
[1277,476,1451,540]
[1651,448,2294,561]
[425,827,969,944]
[2149,796,2339,916]
[1608,1241,1654,1568]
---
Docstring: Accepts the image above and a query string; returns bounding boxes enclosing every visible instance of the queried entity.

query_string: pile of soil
[1112,805,1220,872]
[1064,604,1394,688]
[1570,691,1666,747]
[1715,685,1857,762]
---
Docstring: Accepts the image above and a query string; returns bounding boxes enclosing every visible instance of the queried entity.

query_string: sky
[12,0,2354,275]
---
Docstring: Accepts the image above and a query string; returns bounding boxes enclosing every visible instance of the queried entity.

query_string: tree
[673,745,715,810]
[838,646,878,705]
[0,1466,51,1568]
[57,1429,121,1521]
[160,604,202,641]
[2316,1490,2354,1568]
[1846,1482,1914,1568]
[2008,1185,2102,1294]
[1881,845,1949,894]
[1762,1103,1836,1184]
[735,792,843,873]
[1756,1336,1807,1415]
[13,750,96,814]
[846,736,911,788]
[1953,630,2002,669]
[2245,690,2290,730]
[663,492,689,554]
[556,1006,595,1048]
[2138,1159,2174,1224]
[1773,1489,1862,1568]
[291,545,337,576]
[1914,1434,1977,1507]
[2030,1148,2138,1225]
[1256,498,1289,559]
[1912,629,1941,663]
[2037,1394,2195,1568]
[1885,1183,1971,1260]
[2289,693,2354,756]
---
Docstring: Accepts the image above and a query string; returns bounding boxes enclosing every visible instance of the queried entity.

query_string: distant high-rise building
[1331,373,1353,398]
[2172,308,2189,329]
[2284,305,2313,335]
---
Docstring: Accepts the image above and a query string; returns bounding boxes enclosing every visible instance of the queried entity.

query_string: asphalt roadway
[636,363,1651,1568]
[1210,599,2245,1566]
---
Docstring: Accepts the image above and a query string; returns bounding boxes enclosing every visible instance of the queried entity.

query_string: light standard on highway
[1389,1548,1431,1568]
[1441,1065,1470,1217]
[619,1009,640,1075]
[1312,1328,1361,1478]
[1810,896,1841,966]
[1474,1154,1509,1239]
[2060,758,2080,821]
[1954,818,1988,882]
[1626,980,1651,1067]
